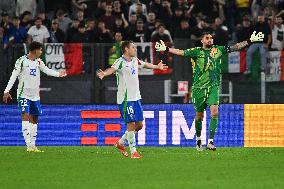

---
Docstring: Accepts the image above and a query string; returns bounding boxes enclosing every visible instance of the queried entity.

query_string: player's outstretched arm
[155,40,185,56]
[96,67,116,80]
[229,31,264,52]
[143,60,168,70]
[39,61,67,77]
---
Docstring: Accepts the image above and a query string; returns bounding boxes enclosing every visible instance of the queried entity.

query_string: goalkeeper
[155,31,264,151]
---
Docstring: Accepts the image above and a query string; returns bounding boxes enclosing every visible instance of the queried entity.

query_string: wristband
[165,47,169,52]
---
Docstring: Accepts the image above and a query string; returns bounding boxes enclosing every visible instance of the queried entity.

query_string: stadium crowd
[0,0,283,47]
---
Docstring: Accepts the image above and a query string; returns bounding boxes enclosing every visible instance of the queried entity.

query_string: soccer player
[96,40,168,158]
[3,41,67,152]
[155,31,264,151]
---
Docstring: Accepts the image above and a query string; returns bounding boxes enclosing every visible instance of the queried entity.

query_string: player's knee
[135,123,143,132]
[211,110,218,118]
[29,115,38,124]
[195,114,204,121]
[211,114,218,119]
[22,113,29,121]
[127,122,136,131]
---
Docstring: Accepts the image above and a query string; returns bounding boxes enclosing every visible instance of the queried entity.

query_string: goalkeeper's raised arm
[155,31,265,55]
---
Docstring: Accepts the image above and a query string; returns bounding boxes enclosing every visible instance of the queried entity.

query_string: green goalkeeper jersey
[183,45,230,89]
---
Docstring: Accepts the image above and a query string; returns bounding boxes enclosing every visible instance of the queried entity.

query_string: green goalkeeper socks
[209,116,218,139]
[195,120,202,137]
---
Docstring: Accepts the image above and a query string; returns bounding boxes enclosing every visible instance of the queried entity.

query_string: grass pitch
[0,147,283,189]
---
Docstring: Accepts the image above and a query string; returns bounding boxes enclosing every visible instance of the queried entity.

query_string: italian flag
[221,51,246,73]
[41,43,83,75]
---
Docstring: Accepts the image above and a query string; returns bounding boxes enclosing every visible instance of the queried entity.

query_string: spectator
[0,0,16,17]
[0,12,10,35]
[76,10,85,24]
[160,0,173,29]
[20,11,33,31]
[71,0,91,18]
[151,20,173,42]
[66,19,80,42]
[94,0,107,19]
[85,18,98,42]
[16,0,37,18]
[113,16,129,39]
[149,0,162,19]
[129,19,150,42]
[212,17,229,46]
[121,0,132,19]
[146,11,157,35]
[128,13,137,33]
[271,16,284,51]
[171,7,184,34]
[129,0,147,20]
[49,19,65,43]
[95,21,113,43]
[136,3,147,23]
[236,18,254,42]
[174,19,191,39]
[3,17,28,48]
[99,3,116,30]
[28,17,50,43]
[190,18,209,41]
[37,11,51,30]
[113,0,123,18]
[245,14,272,73]
[151,23,171,43]
[55,9,72,34]
[108,31,123,66]
[71,22,91,43]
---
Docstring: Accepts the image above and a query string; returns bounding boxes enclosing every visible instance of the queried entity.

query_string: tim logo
[30,68,37,76]
[80,110,121,145]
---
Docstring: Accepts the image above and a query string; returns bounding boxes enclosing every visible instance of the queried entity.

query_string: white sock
[118,131,128,145]
[22,121,31,147]
[127,131,136,154]
[30,123,38,147]
[208,139,213,143]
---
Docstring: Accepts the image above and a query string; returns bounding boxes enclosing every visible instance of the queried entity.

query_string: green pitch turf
[0,147,283,189]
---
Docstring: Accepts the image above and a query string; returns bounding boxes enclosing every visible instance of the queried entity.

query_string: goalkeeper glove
[155,40,168,52]
[249,31,264,43]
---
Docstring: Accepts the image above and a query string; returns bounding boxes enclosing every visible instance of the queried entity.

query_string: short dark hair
[13,16,20,20]
[157,23,166,29]
[29,41,42,51]
[35,17,42,21]
[121,40,134,54]
[201,32,212,38]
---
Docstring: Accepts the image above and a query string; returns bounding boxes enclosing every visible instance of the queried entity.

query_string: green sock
[209,116,218,139]
[195,120,202,138]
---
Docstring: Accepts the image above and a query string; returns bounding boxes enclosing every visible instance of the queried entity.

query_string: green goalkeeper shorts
[191,86,219,112]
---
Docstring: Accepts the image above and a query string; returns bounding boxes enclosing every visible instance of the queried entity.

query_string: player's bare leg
[207,105,218,151]
[21,113,33,152]
[29,115,43,152]
[195,112,204,151]
[135,121,143,132]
